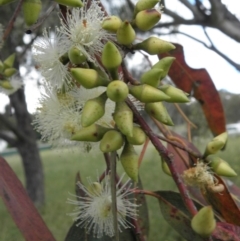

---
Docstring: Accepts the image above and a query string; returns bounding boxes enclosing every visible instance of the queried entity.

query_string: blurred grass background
[1,136,240,241]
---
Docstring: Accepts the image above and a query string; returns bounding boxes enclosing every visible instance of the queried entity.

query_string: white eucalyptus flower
[67,173,138,238]
[0,77,22,96]
[33,84,114,151]
[59,0,116,64]
[32,28,71,90]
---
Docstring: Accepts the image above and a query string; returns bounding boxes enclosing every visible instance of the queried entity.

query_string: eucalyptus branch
[0,132,18,146]
[126,98,198,216]
[110,151,119,241]
[121,62,139,85]
[0,113,28,143]
[157,30,240,71]
[154,133,202,159]
[3,0,24,41]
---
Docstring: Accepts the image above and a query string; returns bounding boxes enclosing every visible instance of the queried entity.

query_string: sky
[0,0,240,114]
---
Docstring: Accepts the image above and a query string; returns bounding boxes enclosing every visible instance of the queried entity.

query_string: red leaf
[159,43,226,136]
[0,156,56,241]
[213,222,240,241]
[204,176,240,226]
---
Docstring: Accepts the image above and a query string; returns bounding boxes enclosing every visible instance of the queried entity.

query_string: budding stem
[126,98,198,216]
[110,151,119,241]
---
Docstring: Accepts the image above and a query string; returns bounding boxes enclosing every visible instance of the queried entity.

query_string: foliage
[0,0,240,241]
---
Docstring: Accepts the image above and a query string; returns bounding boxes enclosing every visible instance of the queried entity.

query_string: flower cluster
[67,174,138,238]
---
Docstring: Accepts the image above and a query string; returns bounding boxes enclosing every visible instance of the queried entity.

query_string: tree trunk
[9,88,45,206]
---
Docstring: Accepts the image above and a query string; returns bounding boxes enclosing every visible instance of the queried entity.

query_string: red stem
[3,0,24,41]
[126,98,197,216]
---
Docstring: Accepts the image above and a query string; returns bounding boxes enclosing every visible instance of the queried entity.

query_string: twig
[126,98,198,216]
[121,62,139,85]
[3,0,24,41]
[110,151,119,241]
[173,103,197,128]
[138,138,149,168]
[157,30,240,71]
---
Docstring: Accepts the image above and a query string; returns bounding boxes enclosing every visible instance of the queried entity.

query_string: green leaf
[156,190,205,241]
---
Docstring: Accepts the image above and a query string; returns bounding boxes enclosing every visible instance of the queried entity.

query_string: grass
[1,135,240,241]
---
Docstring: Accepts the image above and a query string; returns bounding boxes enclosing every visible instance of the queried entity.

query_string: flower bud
[120,142,138,182]
[135,9,161,31]
[0,80,13,89]
[161,157,172,176]
[71,124,110,142]
[145,102,174,126]
[71,68,109,89]
[100,130,124,152]
[206,155,237,177]
[134,0,159,15]
[204,132,228,156]
[3,68,17,77]
[54,0,83,7]
[159,85,189,103]
[87,182,102,196]
[107,80,129,102]
[23,0,42,26]
[101,41,122,70]
[140,68,163,87]
[129,84,170,103]
[152,57,175,80]
[133,37,175,55]
[117,21,136,45]
[68,46,87,64]
[126,126,146,145]
[81,92,108,127]
[102,16,122,33]
[191,206,216,237]
[113,101,133,137]
[3,53,15,69]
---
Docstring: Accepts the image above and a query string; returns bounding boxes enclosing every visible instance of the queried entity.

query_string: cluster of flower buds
[33,0,191,182]
[204,132,237,177]
[0,53,17,89]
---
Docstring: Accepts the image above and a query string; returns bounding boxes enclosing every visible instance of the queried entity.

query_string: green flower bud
[204,132,228,156]
[71,68,109,89]
[145,102,174,126]
[120,142,138,182]
[191,206,216,237]
[206,155,237,177]
[68,46,87,64]
[159,85,189,103]
[152,57,175,80]
[81,92,108,127]
[134,0,159,16]
[71,124,110,142]
[133,37,175,55]
[54,0,83,7]
[0,0,16,6]
[3,68,17,77]
[113,101,133,137]
[107,80,129,102]
[135,9,161,31]
[87,182,102,196]
[3,53,15,69]
[161,157,171,176]
[100,130,124,152]
[0,80,13,89]
[101,41,122,70]
[102,16,122,33]
[126,126,146,145]
[129,84,170,103]
[23,0,42,26]
[116,21,136,45]
[140,68,163,87]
